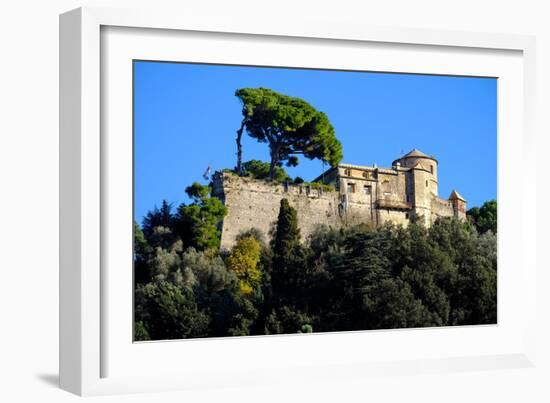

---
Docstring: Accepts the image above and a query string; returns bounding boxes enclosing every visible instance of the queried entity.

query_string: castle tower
[393,149,439,195]
[393,149,438,225]
[448,190,467,220]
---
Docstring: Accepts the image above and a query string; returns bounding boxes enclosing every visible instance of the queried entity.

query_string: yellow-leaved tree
[226,236,262,296]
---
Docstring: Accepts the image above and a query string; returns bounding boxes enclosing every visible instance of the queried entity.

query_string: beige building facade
[213,149,466,250]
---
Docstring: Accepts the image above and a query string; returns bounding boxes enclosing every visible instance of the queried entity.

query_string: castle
[212,149,466,250]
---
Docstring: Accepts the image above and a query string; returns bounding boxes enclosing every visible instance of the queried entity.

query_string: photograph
[132,61,497,341]
[1,0,544,400]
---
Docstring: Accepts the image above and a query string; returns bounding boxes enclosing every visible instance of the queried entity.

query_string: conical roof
[393,148,437,166]
[448,190,466,201]
[402,149,431,159]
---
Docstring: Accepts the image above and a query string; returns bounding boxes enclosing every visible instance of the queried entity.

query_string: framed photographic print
[60,6,537,396]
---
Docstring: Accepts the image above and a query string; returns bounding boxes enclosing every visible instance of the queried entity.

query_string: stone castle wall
[212,170,463,250]
[212,173,378,250]
[430,196,455,219]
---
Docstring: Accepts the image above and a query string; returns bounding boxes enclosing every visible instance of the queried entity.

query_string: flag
[202,165,212,180]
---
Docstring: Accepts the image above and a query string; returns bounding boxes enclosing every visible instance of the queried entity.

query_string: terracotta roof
[448,190,466,201]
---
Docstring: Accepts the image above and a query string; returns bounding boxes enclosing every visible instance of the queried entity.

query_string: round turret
[395,149,439,200]
[393,149,438,178]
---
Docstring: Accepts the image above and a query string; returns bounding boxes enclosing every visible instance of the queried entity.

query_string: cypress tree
[273,199,300,258]
[271,199,305,307]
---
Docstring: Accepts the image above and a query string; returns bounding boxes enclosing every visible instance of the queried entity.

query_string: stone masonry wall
[213,173,344,250]
[212,170,463,250]
[430,196,455,221]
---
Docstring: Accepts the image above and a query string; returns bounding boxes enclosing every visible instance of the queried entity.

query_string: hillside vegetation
[134,182,497,340]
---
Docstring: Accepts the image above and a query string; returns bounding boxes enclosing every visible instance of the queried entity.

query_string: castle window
[363,185,371,195]
[344,168,351,176]
[426,180,428,187]
[430,165,434,174]
[363,171,370,179]
[406,213,410,219]
[347,183,355,193]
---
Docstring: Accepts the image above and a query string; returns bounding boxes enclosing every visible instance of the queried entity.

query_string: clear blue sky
[134,61,496,223]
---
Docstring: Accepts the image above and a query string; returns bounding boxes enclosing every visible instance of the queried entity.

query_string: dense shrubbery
[229,159,292,183]
[135,190,497,341]
[225,160,335,192]
[467,200,497,234]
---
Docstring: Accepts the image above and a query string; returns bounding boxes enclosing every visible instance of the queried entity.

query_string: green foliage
[312,226,397,331]
[133,238,261,339]
[180,248,236,292]
[239,159,290,183]
[235,87,343,179]
[207,289,259,337]
[271,200,302,296]
[226,237,263,296]
[134,219,148,253]
[134,321,151,341]
[185,182,211,201]
[135,190,497,340]
[134,220,152,284]
[236,228,267,245]
[269,199,320,312]
[302,181,335,192]
[305,218,496,332]
[286,156,299,167]
[272,199,301,259]
[135,281,210,340]
[467,200,497,234]
[230,160,335,193]
[174,182,227,251]
[264,307,314,335]
[142,200,174,241]
[365,278,434,329]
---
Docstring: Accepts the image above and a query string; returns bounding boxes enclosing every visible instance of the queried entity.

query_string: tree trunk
[235,120,245,176]
[269,143,281,180]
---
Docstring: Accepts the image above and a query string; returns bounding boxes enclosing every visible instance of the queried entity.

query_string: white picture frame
[59,6,537,396]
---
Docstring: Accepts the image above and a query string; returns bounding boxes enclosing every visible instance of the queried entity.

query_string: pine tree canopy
[235,87,343,179]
